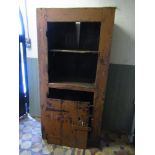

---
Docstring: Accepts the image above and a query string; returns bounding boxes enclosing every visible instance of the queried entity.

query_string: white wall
[24,0,135,65]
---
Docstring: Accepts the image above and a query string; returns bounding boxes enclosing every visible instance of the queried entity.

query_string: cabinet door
[62,100,90,148]
[76,102,89,127]
[42,99,90,148]
[73,126,89,149]
[42,99,62,145]
[61,100,76,147]
[73,102,90,148]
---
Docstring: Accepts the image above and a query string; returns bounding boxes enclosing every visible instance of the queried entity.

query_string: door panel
[42,98,90,148]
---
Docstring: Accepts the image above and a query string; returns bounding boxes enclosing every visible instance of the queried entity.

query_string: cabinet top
[37,7,116,9]
[37,7,116,22]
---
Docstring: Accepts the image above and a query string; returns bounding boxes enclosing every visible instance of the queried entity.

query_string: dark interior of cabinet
[48,88,93,102]
[48,52,98,83]
[47,22,100,83]
[47,22,101,50]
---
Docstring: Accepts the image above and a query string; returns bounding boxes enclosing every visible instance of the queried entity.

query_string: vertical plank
[92,9,115,143]
[61,100,76,147]
[42,99,62,145]
[36,8,48,130]
[62,100,89,148]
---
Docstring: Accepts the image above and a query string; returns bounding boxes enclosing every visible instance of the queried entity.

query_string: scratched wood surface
[42,99,90,148]
[92,8,116,143]
[45,8,112,22]
[37,8,116,148]
[48,82,95,92]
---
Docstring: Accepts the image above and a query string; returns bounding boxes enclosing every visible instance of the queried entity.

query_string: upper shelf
[48,82,96,92]
[49,49,98,54]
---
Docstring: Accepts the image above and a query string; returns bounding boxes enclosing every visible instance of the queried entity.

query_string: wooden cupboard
[37,8,116,148]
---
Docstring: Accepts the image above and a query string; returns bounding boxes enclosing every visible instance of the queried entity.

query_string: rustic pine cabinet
[37,8,116,148]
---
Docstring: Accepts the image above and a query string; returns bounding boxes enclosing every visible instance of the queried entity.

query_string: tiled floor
[19,115,134,155]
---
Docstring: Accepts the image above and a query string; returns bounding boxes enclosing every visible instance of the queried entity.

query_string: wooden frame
[37,7,116,147]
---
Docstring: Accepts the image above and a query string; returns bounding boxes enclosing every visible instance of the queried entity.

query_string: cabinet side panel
[92,9,115,143]
[36,8,48,129]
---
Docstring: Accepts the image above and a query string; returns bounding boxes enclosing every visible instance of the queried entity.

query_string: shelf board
[49,49,98,54]
[48,82,95,92]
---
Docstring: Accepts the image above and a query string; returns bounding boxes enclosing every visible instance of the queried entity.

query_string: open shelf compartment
[48,88,94,102]
[47,22,101,51]
[48,52,98,83]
